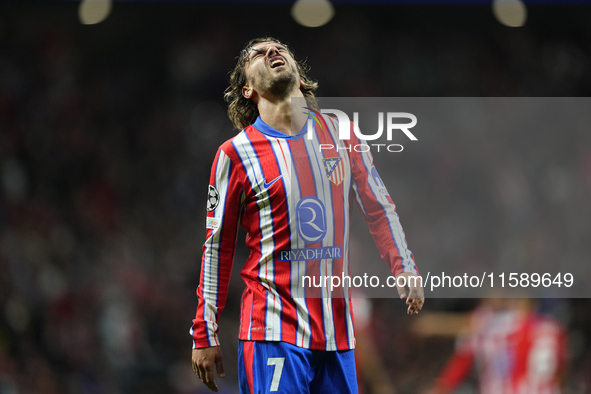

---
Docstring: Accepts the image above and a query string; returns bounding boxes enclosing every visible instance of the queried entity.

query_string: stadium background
[1,1,591,393]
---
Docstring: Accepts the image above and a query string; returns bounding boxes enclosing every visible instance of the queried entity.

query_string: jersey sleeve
[348,133,418,277]
[190,146,244,349]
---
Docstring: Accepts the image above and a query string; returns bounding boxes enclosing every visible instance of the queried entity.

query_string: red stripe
[243,341,255,394]
[238,290,253,339]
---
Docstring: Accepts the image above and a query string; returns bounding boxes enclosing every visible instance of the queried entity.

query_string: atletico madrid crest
[323,157,344,186]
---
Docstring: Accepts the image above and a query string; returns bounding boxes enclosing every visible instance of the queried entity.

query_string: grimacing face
[242,41,302,99]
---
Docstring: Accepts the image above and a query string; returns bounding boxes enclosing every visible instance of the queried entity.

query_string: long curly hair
[224,37,319,130]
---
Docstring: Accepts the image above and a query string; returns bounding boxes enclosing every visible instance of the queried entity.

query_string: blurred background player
[415,298,569,394]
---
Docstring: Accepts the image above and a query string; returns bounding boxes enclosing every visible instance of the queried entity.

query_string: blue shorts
[238,340,358,394]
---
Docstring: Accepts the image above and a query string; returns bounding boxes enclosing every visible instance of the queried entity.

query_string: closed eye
[249,45,288,61]
[250,50,265,60]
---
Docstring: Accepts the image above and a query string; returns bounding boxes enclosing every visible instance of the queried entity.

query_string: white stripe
[247,299,253,341]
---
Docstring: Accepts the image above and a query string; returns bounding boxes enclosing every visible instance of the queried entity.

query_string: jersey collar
[252,116,310,141]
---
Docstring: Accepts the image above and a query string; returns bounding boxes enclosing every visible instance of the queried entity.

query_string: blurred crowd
[1,2,591,393]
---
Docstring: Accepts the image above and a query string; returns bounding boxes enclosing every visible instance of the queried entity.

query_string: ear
[300,79,306,89]
[242,84,253,99]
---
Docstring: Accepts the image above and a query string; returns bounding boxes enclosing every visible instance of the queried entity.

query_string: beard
[254,66,298,99]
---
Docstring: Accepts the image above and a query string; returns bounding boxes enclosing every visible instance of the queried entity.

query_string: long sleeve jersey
[190,112,418,351]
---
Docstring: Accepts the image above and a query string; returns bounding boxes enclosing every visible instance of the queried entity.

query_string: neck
[256,88,308,136]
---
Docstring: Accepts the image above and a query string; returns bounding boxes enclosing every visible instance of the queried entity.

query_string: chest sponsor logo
[296,197,326,243]
[323,157,344,186]
[278,246,343,262]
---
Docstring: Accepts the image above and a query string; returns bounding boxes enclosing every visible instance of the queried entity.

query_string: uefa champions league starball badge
[207,185,220,211]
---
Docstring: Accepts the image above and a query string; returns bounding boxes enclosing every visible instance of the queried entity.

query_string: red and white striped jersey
[190,113,418,351]
[436,307,568,394]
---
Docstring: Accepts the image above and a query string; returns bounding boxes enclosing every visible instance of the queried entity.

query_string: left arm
[348,134,424,314]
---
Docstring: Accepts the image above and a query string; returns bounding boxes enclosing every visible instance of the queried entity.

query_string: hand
[192,346,225,392]
[395,272,425,315]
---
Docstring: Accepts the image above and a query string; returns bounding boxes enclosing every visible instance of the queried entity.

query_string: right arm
[190,146,244,392]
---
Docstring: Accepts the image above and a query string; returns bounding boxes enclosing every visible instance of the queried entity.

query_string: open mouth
[269,56,285,69]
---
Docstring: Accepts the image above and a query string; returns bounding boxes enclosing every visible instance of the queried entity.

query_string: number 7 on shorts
[267,357,285,392]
